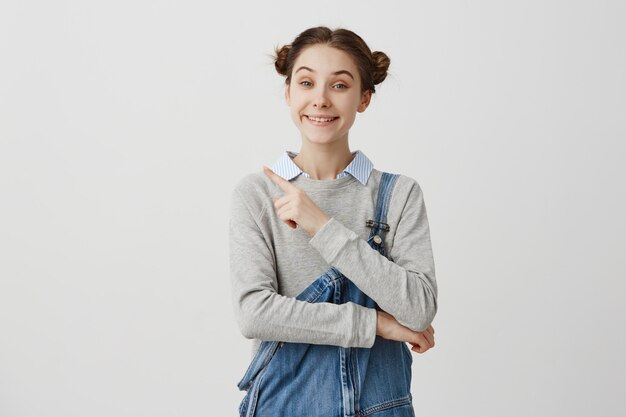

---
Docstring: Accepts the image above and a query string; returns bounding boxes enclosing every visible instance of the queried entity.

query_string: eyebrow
[294,66,354,80]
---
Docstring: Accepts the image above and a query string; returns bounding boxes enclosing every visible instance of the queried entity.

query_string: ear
[357,89,372,113]
[284,83,291,106]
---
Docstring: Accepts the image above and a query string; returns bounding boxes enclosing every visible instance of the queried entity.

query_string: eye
[300,81,312,87]
[334,83,348,89]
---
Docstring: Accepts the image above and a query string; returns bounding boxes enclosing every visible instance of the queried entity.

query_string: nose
[313,86,330,108]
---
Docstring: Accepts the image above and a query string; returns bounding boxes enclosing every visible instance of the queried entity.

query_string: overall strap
[366,172,400,254]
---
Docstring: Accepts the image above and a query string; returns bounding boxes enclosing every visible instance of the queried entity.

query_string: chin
[303,135,339,145]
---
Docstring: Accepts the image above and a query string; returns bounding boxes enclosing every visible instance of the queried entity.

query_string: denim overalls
[237,172,415,417]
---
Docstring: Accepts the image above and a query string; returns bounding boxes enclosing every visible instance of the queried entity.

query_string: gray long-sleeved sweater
[229,167,438,360]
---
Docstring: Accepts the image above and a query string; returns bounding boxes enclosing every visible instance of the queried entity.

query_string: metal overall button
[366,219,390,232]
[373,235,382,244]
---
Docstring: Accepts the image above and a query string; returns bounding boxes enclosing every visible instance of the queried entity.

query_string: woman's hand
[263,166,331,237]
[376,310,435,354]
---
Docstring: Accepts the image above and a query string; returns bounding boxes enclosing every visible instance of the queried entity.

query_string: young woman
[229,26,438,417]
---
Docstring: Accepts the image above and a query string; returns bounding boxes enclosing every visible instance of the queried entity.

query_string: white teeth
[307,116,336,122]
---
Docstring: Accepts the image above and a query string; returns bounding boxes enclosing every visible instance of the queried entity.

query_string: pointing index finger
[263,165,297,192]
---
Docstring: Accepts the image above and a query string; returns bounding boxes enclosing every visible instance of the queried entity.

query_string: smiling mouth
[304,115,339,124]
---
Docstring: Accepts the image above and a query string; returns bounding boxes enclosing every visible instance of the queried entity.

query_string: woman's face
[285,44,371,146]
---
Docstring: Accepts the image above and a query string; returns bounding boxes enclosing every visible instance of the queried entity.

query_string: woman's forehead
[294,45,358,75]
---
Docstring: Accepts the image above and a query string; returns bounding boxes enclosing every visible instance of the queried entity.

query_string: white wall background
[1,1,624,416]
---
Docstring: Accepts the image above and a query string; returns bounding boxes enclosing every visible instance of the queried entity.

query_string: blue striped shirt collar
[270,149,374,185]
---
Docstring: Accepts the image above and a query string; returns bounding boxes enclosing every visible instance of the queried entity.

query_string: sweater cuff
[309,216,357,265]
[347,302,377,348]
[360,305,378,348]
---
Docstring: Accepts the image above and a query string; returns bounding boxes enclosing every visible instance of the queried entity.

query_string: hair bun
[371,51,390,85]
[274,44,291,77]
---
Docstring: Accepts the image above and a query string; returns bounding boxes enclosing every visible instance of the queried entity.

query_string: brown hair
[271,26,390,95]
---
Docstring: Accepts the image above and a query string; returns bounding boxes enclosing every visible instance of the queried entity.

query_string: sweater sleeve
[229,187,378,348]
[308,178,438,332]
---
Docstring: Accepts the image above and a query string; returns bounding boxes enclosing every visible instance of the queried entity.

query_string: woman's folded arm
[229,187,378,348]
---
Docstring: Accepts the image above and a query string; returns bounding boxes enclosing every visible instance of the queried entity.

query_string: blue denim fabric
[237,172,415,417]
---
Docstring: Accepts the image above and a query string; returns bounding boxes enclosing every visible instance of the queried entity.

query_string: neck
[292,139,354,180]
